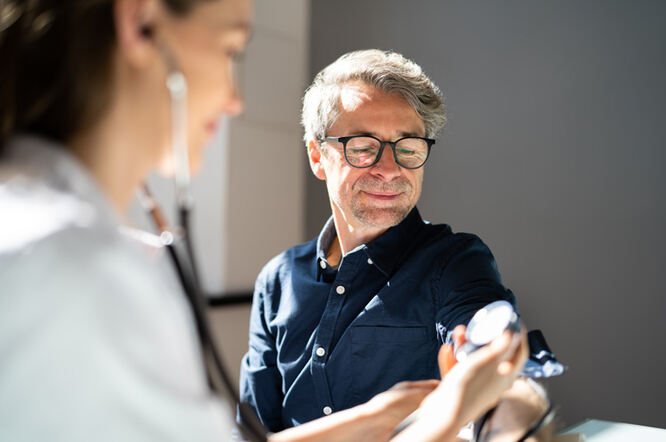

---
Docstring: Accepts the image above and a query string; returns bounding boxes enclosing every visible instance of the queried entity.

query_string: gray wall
[308,0,666,429]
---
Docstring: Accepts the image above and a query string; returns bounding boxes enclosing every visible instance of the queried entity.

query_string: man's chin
[352,206,411,229]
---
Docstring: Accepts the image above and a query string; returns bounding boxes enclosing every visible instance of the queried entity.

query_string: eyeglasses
[319,135,435,169]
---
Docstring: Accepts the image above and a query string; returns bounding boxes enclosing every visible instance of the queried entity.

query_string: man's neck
[325,236,342,267]
[329,207,388,263]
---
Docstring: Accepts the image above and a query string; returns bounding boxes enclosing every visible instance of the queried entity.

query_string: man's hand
[364,379,441,436]
[476,378,554,442]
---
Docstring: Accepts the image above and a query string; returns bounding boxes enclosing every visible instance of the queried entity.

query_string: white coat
[0,136,233,441]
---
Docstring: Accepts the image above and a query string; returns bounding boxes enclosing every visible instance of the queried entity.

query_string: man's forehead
[337,81,414,112]
[339,82,375,113]
[334,81,425,137]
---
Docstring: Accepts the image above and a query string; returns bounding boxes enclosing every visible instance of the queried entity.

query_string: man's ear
[114,0,160,69]
[307,140,327,181]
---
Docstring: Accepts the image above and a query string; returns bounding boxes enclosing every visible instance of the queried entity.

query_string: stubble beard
[351,201,412,228]
[348,176,415,228]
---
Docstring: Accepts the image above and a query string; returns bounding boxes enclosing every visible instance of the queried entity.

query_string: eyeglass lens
[345,136,429,168]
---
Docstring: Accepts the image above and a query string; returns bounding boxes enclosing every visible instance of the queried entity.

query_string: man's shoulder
[417,219,485,251]
[408,220,501,272]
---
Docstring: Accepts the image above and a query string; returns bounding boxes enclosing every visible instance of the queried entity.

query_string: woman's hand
[392,325,528,442]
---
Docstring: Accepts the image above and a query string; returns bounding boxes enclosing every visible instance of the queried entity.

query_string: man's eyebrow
[346,130,424,139]
[396,130,423,138]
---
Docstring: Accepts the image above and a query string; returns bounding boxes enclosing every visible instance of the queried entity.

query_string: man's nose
[371,144,402,180]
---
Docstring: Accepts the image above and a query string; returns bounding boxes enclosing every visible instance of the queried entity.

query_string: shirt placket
[309,252,362,417]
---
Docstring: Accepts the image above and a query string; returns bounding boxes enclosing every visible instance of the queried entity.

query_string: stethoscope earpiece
[139,24,153,39]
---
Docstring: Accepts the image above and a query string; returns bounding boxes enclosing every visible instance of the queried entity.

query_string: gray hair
[301,49,446,145]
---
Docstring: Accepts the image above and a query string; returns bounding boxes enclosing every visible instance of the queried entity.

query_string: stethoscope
[140,187,267,442]
[390,301,555,441]
[137,34,268,442]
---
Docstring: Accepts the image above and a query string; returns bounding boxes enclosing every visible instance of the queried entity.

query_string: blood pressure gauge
[455,300,521,362]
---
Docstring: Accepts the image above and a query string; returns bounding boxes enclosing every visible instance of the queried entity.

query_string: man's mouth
[355,177,411,202]
[361,190,402,200]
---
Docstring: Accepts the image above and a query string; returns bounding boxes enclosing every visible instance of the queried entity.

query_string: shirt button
[319,260,327,269]
[323,406,333,415]
[367,258,373,265]
[316,347,326,357]
[336,285,345,295]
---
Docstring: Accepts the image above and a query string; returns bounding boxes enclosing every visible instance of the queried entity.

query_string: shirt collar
[315,207,426,278]
[315,216,337,279]
[364,207,425,276]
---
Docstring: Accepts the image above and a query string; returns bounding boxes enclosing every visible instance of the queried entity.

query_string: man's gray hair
[301,49,446,144]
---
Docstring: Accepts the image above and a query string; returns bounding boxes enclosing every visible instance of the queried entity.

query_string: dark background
[306,0,666,429]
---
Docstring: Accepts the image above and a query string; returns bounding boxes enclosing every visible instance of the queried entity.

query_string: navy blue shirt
[239,208,516,432]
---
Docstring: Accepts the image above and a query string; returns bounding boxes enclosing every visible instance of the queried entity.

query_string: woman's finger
[498,328,528,375]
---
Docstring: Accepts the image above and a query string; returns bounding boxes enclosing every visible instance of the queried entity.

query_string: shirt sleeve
[239,266,285,432]
[433,234,517,344]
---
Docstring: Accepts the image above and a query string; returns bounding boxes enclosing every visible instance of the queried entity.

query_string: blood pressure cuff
[521,329,566,378]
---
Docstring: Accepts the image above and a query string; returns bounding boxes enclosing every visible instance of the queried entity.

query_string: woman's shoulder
[0,171,176,307]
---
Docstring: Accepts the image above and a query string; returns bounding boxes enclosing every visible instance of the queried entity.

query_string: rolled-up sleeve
[433,234,517,344]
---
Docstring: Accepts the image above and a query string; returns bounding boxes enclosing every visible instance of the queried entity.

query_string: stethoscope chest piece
[456,300,520,362]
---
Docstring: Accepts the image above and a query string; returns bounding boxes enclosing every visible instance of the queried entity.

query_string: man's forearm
[477,378,554,442]
[269,379,439,442]
[269,402,391,442]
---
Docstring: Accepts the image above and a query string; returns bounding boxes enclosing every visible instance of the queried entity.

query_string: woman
[0,0,527,441]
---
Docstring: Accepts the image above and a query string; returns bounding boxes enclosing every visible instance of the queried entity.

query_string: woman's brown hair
[0,0,209,154]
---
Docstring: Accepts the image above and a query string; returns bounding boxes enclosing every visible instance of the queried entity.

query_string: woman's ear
[307,140,327,181]
[114,0,160,69]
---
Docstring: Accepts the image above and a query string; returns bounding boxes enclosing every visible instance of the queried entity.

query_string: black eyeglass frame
[319,135,436,169]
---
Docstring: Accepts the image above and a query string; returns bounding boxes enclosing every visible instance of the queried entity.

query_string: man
[240,49,519,432]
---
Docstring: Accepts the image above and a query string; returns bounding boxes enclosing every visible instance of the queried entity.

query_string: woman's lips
[206,119,220,133]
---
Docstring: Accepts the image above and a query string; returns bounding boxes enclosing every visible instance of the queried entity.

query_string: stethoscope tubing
[142,187,267,442]
[172,208,267,442]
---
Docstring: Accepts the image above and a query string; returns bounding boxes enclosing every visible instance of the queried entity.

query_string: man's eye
[349,147,376,154]
[397,148,416,155]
